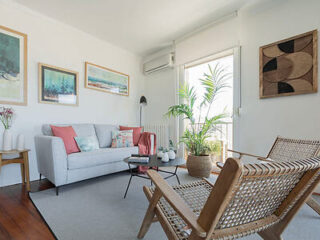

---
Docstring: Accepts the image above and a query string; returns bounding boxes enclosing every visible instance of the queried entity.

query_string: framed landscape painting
[0,25,27,105]
[85,62,129,96]
[260,30,318,98]
[39,63,79,106]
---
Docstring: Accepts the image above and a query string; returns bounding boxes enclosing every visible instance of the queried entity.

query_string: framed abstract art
[0,25,27,105]
[85,62,129,96]
[260,30,318,98]
[39,63,79,106]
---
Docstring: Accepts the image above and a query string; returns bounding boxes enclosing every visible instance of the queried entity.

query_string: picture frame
[85,62,129,96]
[0,25,28,106]
[259,30,318,98]
[38,63,79,106]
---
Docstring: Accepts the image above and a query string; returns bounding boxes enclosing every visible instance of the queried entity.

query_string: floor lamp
[139,96,147,127]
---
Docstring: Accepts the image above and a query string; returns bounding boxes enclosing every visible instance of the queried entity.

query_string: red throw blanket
[137,132,157,173]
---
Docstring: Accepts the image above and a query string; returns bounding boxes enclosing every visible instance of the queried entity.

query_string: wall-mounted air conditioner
[143,53,174,74]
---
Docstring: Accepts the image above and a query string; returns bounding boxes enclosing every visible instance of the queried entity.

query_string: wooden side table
[0,149,30,191]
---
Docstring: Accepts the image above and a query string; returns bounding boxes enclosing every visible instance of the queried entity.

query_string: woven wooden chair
[137,157,320,240]
[216,137,320,215]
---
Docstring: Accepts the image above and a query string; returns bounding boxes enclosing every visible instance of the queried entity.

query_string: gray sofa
[34,124,152,195]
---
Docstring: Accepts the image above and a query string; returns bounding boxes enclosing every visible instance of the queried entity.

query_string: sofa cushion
[67,147,138,170]
[94,124,119,148]
[74,136,99,152]
[42,124,96,138]
[119,126,142,146]
[111,130,134,148]
[51,125,80,154]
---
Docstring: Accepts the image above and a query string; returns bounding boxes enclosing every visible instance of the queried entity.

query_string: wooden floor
[0,179,55,240]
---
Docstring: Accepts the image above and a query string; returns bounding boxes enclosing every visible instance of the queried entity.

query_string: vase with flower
[0,107,14,151]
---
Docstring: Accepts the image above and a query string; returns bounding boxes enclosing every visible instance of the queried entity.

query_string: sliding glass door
[178,48,240,165]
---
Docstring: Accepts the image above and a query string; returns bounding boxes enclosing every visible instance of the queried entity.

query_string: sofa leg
[56,187,59,196]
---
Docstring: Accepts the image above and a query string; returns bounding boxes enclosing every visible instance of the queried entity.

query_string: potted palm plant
[166,64,229,177]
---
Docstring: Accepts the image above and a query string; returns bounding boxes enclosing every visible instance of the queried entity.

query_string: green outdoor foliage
[205,140,222,156]
[166,64,230,156]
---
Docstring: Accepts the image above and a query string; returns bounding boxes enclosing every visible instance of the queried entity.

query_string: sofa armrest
[34,135,68,186]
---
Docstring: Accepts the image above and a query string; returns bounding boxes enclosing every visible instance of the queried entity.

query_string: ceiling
[14,0,248,56]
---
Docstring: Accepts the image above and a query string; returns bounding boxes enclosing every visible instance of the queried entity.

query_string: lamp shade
[139,96,147,105]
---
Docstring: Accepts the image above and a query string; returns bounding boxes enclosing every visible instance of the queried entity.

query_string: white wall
[0,1,145,187]
[143,48,176,143]
[145,0,320,192]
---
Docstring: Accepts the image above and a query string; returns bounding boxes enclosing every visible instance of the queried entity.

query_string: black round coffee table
[123,155,186,198]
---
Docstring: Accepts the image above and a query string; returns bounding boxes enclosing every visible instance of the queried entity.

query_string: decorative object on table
[119,126,142,146]
[157,146,164,159]
[128,155,149,163]
[111,130,134,148]
[0,107,14,151]
[0,149,30,191]
[260,30,318,98]
[139,96,147,126]
[74,136,99,152]
[0,25,27,106]
[166,64,228,178]
[39,63,78,106]
[50,125,80,154]
[168,139,176,159]
[161,151,169,162]
[85,62,129,96]
[168,149,175,160]
[17,134,25,151]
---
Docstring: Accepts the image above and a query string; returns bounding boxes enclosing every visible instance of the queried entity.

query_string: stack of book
[128,154,150,163]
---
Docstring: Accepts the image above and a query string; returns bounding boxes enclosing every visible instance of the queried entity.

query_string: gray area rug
[29,168,320,240]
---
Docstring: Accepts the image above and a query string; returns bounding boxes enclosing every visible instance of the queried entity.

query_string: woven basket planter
[186,155,212,178]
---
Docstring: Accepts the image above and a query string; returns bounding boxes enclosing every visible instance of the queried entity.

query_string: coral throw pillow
[50,125,80,154]
[111,130,134,148]
[119,126,142,146]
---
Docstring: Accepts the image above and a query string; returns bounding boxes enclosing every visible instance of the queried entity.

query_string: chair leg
[306,197,320,215]
[56,187,59,196]
[39,173,42,181]
[137,188,162,239]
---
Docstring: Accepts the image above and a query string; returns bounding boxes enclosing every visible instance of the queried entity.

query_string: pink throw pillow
[119,126,142,146]
[50,125,80,154]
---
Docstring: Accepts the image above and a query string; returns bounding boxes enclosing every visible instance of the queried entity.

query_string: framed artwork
[39,63,79,106]
[260,30,318,98]
[85,62,129,96]
[0,25,27,105]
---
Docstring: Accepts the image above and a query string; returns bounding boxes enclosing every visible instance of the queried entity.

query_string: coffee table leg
[174,166,181,185]
[124,175,132,199]
[124,163,133,199]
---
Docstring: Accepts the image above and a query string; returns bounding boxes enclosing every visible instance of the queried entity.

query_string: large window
[184,53,234,163]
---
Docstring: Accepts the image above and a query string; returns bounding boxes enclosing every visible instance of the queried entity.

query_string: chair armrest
[34,135,68,186]
[228,149,266,159]
[216,161,224,169]
[147,170,206,237]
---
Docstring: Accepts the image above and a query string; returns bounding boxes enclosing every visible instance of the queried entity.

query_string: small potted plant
[166,64,229,177]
